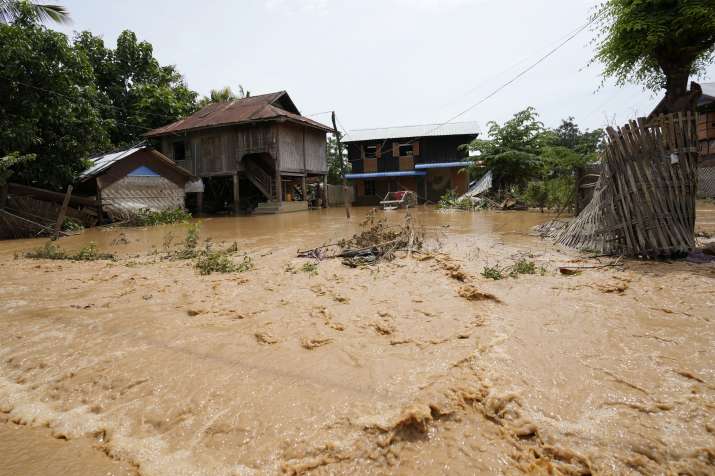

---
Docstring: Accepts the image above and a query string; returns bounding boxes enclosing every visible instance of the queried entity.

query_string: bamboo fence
[557,112,699,258]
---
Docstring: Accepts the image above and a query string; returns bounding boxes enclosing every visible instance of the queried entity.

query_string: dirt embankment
[0,207,713,475]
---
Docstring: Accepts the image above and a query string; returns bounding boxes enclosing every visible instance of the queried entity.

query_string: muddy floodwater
[1,205,714,475]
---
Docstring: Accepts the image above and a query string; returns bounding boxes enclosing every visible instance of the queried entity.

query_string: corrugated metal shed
[79,146,145,181]
[341,121,480,143]
[144,91,333,137]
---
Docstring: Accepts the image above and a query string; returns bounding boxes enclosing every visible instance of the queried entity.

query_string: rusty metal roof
[144,91,333,137]
[341,121,480,143]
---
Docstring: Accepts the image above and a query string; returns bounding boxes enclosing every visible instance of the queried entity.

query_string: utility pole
[332,111,351,219]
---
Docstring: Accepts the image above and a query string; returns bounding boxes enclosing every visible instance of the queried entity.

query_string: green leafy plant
[25,240,114,261]
[301,261,319,276]
[509,259,536,277]
[128,208,192,226]
[481,265,504,280]
[61,216,84,231]
[195,251,252,275]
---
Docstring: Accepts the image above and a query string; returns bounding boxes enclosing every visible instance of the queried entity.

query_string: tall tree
[468,107,545,190]
[74,30,198,146]
[0,0,69,24]
[592,0,715,113]
[0,14,111,189]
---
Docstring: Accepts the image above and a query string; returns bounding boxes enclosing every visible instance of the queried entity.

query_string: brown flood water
[1,204,714,475]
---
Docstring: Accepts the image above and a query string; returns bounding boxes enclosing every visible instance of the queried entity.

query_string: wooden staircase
[244,157,278,202]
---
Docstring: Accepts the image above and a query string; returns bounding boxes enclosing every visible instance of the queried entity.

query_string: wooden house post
[233,173,240,213]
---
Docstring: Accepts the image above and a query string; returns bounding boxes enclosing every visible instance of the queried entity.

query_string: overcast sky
[54,0,715,135]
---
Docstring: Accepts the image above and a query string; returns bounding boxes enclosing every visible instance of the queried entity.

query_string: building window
[399,144,413,156]
[365,145,377,159]
[173,141,186,161]
[364,180,376,196]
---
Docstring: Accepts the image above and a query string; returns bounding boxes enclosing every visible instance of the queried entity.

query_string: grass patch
[482,259,545,280]
[25,241,114,261]
[127,208,192,226]
[301,261,319,276]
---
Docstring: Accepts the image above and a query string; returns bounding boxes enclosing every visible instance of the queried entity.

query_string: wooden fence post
[52,184,72,241]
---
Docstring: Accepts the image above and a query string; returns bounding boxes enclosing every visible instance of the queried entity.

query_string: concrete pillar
[301,176,307,202]
[233,173,240,213]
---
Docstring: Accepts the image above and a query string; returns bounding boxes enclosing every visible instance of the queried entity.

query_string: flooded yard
[1,205,713,475]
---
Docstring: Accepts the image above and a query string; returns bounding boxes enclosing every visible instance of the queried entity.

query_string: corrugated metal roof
[79,146,145,181]
[341,121,480,143]
[699,82,715,106]
[78,146,193,182]
[144,91,333,137]
[345,171,426,180]
[415,161,472,169]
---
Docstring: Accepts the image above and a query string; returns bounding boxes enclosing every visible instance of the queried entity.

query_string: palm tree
[198,85,250,107]
[0,0,70,24]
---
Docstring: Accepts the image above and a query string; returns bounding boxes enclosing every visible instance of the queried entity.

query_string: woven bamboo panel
[557,112,699,258]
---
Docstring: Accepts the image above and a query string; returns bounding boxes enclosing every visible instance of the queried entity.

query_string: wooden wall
[159,122,326,177]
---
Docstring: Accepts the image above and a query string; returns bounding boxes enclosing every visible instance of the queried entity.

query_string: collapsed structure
[557,112,699,258]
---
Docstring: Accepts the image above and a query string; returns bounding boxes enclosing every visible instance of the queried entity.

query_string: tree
[592,0,715,113]
[0,15,111,189]
[467,107,545,190]
[197,85,250,107]
[326,135,349,185]
[74,30,199,146]
[0,0,69,24]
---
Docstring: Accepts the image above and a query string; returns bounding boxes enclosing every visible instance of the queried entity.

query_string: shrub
[195,251,252,275]
[481,265,504,280]
[509,259,536,277]
[62,217,84,232]
[301,261,319,276]
[438,189,474,210]
[25,241,114,261]
[127,208,192,226]
[524,181,549,211]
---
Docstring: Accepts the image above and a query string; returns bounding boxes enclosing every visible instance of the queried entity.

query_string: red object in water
[394,191,406,200]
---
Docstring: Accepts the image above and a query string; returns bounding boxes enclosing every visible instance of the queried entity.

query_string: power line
[422,16,599,138]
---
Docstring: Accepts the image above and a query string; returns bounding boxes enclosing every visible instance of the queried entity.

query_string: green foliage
[0,19,112,189]
[25,240,114,261]
[0,0,70,24]
[73,30,198,147]
[326,135,350,185]
[468,107,545,190]
[61,216,84,232]
[195,251,252,275]
[592,0,715,101]
[301,261,319,276]
[467,110,603,210]
[128,208,192,227]
[197,85,249,107]
[0,16,199,190]
[523,181,548,210]
[173,223,201,259]
[509,259,536,277]
[437,189,474,210]
[0,152,35,185]
[481,265,504,280]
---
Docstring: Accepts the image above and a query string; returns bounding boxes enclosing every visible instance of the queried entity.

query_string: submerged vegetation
[167,223,253,275]
[481,258,544,280]
[126,208,192,227]
[25,241,114,261]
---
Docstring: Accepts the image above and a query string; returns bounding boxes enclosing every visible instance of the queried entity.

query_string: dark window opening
[173,141,186,161]
[364,180,376,196]
[365,145,377,159]
[399,144,413,156]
